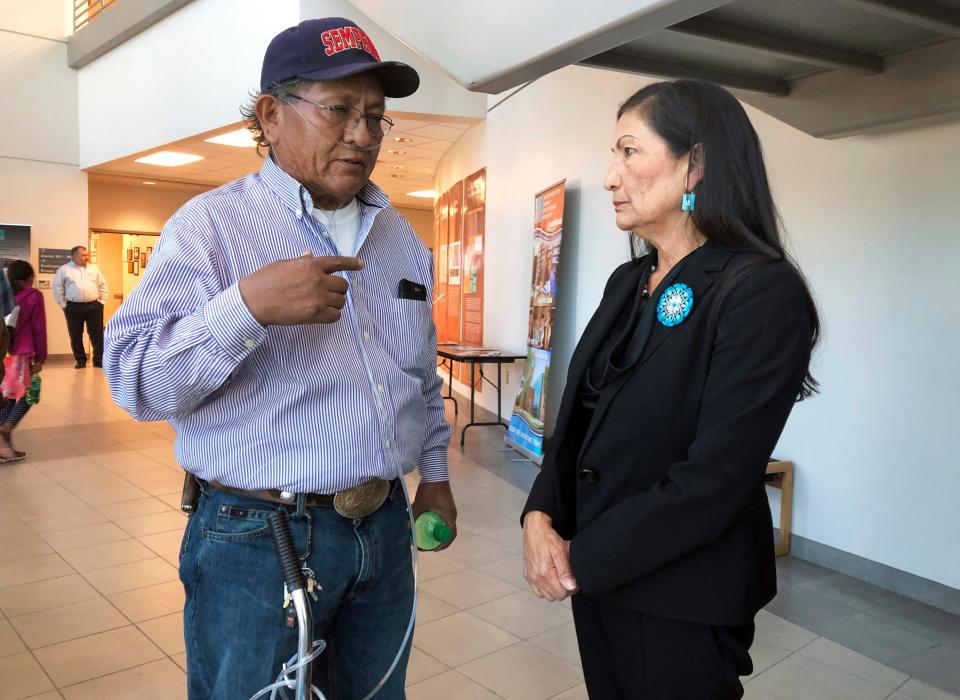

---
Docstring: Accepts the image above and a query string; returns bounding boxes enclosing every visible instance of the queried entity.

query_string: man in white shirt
[52,246,108,368]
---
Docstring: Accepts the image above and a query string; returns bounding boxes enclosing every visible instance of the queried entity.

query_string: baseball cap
[260,17,420,98]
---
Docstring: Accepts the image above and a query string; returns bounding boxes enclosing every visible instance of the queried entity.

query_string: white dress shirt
[52,261,108,309]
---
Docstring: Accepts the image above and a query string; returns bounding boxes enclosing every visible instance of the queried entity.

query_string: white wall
[0,161,89,356]
[78,0,301,167]
[302,0,486,120]
[1,3,87,355]
[436,64,960,589]
[78,0,486,168]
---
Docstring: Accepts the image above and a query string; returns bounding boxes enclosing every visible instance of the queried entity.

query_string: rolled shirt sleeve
[104,214,265,421]
[416,257,451,483]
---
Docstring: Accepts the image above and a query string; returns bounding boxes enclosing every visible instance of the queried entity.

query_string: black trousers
[571,594,755,699]
[64,301,104,364]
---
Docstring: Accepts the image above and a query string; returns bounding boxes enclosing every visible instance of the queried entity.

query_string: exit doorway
[89,230,160,326]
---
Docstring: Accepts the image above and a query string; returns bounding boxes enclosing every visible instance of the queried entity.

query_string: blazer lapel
[635,244,734,368]
[576,244,735,462]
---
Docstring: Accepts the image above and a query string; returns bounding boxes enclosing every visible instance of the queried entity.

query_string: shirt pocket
[389,299,433,372]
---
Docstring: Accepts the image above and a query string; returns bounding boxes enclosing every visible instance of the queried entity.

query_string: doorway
[90,230,160,325]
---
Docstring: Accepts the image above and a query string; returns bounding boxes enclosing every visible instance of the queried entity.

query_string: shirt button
[243,339,257,349]
[578,468,600,485]
[384,440,391,449]
[376,384,384,394]
[363,331,370,342]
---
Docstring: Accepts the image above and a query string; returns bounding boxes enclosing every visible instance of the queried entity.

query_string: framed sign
[39,248,72,274]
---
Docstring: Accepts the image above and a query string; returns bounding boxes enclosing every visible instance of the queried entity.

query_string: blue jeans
[179,482,414,699]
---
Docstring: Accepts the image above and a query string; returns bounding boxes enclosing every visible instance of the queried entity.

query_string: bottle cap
[434,523,453,543]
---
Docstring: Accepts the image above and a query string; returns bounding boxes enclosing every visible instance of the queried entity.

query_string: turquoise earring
[681,192,696,212]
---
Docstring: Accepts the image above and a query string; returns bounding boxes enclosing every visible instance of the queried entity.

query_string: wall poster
[433,192,450,343]
[0,224,31,268]
[446,180,464,358]
[460,169,486,391]
[433,169,487,389]
[506,180,566,464]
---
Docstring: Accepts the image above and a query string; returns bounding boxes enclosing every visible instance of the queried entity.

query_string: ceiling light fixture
[391,165,405,170]
[387,149,407,156]
[407,190,436,198]
[393,136,413,143]
[204,129,257,147]
[142,181,156,185]
[135,151,204,167]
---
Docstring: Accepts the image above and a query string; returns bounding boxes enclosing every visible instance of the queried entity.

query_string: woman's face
[604,110,692,235]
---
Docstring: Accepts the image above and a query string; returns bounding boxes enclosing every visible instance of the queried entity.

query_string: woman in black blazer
[521,80,820,699]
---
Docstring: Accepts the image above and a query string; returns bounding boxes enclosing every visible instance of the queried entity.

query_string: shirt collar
[259,154,391,218]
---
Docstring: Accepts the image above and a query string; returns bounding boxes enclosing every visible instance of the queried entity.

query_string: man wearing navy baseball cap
[105,17,456,699]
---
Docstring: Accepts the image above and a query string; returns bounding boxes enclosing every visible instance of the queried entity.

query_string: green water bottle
[415,512,452,551]
[25,375,41,406]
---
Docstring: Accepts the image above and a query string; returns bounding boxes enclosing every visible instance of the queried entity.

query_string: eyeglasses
[285,94,394,141]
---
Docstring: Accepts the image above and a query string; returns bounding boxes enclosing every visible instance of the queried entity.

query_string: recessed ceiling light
[391,165,405,170]
[407,190,436,198]
[204,129,257,147]
[393,137,413,143]
[142,181,156,185]
[389,174,404,178]
[135,151,204,167]
[387,149,407,155]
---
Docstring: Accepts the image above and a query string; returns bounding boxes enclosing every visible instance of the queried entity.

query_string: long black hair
[618,80,820,398]
[6,260,34,294]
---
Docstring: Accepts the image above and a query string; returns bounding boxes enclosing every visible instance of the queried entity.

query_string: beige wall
[89,182,204,325]
[1,3,85,356]
[437,63,960,590]
[396,206,435,251]
[89,181,209,234]
[96,232,125,322]
[0,160,89,356]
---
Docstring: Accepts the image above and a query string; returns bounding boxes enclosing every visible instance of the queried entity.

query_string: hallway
[0,362,957,699]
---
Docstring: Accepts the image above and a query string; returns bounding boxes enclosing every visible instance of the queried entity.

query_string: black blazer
[522,243,813,626]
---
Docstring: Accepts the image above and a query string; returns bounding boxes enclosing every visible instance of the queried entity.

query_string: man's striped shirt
[104,156,450,492]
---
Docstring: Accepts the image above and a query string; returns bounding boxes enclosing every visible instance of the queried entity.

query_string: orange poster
[461,169,486,391]
[446,180,464,362]
[433,193,449,343]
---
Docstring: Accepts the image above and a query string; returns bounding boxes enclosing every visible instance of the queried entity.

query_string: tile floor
[0,360,957,699]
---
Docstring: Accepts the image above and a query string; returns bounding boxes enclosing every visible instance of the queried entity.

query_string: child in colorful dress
[1,260,46,462]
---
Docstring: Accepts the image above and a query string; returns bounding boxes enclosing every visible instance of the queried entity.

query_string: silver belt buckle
[333,478,391,519]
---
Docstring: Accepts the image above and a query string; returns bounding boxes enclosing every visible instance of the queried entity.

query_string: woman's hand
[523,511,579,601]
[30,363,42,375]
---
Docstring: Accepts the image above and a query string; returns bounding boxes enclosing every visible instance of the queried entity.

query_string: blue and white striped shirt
[104,156,450,493]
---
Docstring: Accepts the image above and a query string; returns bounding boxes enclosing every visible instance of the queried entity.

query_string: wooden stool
[765,460,794,557]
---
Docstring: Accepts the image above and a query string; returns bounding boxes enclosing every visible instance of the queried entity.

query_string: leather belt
[208,481,335,508]
[207,477,394,519]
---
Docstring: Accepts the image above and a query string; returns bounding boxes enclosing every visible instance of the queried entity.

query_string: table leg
[461,362,478,446]
[439,358,458,416]
[496,363,503,425]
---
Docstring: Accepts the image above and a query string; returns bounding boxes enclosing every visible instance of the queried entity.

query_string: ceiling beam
[670,17,884,74]
[836,0,960,36]
[579,51,791,97]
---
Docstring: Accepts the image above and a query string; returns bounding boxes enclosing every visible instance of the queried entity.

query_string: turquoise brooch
[657,283,694,327]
